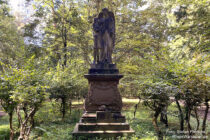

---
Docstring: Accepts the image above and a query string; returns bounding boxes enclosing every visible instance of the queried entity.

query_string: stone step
[97,118,126,123]
[80,118,96,123]
[78,123,130,131]
[72,124,135,138]
[81,112,126,123]
[81,118,126,123]
[81,113,97,123]
[97,111,126,123]
[82,113,96,118]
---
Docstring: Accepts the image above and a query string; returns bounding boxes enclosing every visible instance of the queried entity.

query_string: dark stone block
[88,68,119,74]
[81,111,126,123]
[90,63,116,69]
[89,63,119,74]
[81,118,96,123]
[96,111,126,123]
[97,111,112,120]
[84,74,123,81]
[78,123,130,131]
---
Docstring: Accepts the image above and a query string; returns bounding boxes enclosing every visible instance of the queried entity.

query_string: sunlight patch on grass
[72,100,84,105]
[0,124,10,140]
[122,98,140,104]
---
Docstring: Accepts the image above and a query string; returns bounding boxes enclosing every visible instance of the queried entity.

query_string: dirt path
[170,97,210,121]
[0,111,6,117]
[197,106,210,121]
[0,105,6,117]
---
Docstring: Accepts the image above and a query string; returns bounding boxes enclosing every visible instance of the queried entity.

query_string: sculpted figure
[93,8,115,64]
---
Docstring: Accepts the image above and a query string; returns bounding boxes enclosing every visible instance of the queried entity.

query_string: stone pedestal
[72,64,135,139]
[84,74,123,112]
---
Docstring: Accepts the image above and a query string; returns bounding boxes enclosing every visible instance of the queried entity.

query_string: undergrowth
[0,100,209,140]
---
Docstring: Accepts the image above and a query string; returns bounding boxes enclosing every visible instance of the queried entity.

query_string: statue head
[102,8,109,18]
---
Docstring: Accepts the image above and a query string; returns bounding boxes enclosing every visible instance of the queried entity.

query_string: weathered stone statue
[73,8,134,138]
[93,8,115,64]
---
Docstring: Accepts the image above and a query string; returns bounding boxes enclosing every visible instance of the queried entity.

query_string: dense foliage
[0,0,209,139]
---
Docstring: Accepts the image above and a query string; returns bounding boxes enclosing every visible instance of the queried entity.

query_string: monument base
[72,111,135,139]
[72,65,135,138]
[84,74,123,112]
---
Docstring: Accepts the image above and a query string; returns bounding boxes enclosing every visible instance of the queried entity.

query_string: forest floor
[197,106,210,121]
[0,106,6,117]
[1,98,209,119]
[0,111,6,117]
[0,99,209,140]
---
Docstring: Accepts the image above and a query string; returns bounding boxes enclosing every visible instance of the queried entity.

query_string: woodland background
[0,0,209,140]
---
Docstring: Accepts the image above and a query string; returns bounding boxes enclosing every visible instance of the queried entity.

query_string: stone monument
[72,8,134,139]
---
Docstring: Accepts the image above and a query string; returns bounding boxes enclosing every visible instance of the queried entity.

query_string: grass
[0,124,10,140]
[0,99,209,140]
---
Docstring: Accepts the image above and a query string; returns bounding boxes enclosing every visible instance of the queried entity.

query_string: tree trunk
[185,106,192,137]
[63,26,67,68]
[18,124,31,140]
[96,0,101,14]
[133,96,141,119]
[23,104,28,119]
[30,111,36,128]
[202,99,209,137]
[9,112,14,140]
[16,107,24,140]
[152,108,162,140]
[61,97,66,120]
[18,125,25,140]
[17,106,37,140]
[69,100,72,116]
[175,98,184,131]
[160,106,168,128]
[194,107,199,131]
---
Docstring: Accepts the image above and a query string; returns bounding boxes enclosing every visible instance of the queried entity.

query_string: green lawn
[0,99,209,140]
